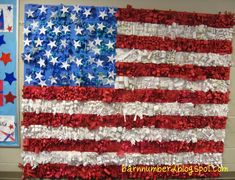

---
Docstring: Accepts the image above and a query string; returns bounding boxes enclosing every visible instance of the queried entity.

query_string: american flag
[21,4,233,179]
[0,4,13,32]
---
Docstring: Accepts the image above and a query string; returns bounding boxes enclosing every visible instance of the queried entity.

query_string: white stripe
[116,48,231,67]
[22,151,222,167]
[114,76,229,93]
[117,21,233,40]
[22,99,228,117]
[22,126,225,143]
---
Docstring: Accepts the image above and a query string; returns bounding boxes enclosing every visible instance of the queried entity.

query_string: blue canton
[24,4,117,87]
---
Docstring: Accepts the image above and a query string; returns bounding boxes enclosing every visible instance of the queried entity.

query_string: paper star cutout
[83,8,91,17]
[45,50,52,58]
[62,25,70,34]
[93,47,101,55]
[61,6,69,14]
[50,77,57,85]
[88,73,94,81]
[25,75,33,84]
[107,26,115,34]
[108,54,115,63]
[50,56,58,66]
[53,26,61,35]
[88,57,95,64]
[0,35,6,46]
[24,38,31,46]
[47,20,54,29]
[74,40,81,49]
[31,20,39,29]
[7,26,12,32]
[37,58,46,68]
[87,24,95,32]
[96,59,103,67]
[48,41,56,49]
[70,73,76,81]
[4,92,16,104]
[4,72,16,85]
[39,5,47,14]
[26,9,34,18]
[94,37,102,45]
[24,27,31,36]
[99,10,107,19]
[24,54,32,63]
[39,26,47,35]
[75,78,82,85]
[75,58,82,67]
[108,71,116,78]
[75,26,83,35]
[35,71,43,80]
[97,22,105,30]
[106,41,115,49]
[70,13,77,22]
[50,11,57,18]
[73,5,81,13]
[61,61,70,70]
[61,39,67,48]
[35,38,43,47]
[39,80,47,87]
[0,53,12,65]
[109,8,116,15]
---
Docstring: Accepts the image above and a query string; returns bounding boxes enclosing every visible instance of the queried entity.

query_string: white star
[93,47,100,55]
[75,58,82,67]
[50,11,57,18]
[98,74,105,81]
[106,41,115,49]
[109,8,116,15]
[108,71,116,79]
[39,79,47,87]
[96,59,103,67]
[25,75,33,84]
[83,8,91,17]
[108,54,115,63]
[45,50,52,58]
[47,20,54,29]
[31,20,39,29]
[35,71,43,80]
[50,56,58,66]
[75,78,82,85]
[60,61,70,70]
[26,9,34,18]
[68,55,75,63]
[87,24,95,32]
[61,6,69,14]
[35,38,43,47]
[50,76,57,85]
[24,27,31,36]
[62,25,70,34]
[70,13,77,22]
[24,38,31,46]
[37,58,45,68]
[75,26,83,35]
[94,37,102,46]
[24,54,32,63]
[107,26,115,34]
[97,22,105,30]
[39,5,47,14]
[61,39,67,48]
[53,26,61,35]
[106,78,114,85]
[74,40,81,49]
[70,73,76,81]
[39,26,47,35]
[48,41,56,49]
[88,73,94,81]
[99,10,107,19]
[73,5,81,13]
[87,41,95,49]
[88,57,95,64]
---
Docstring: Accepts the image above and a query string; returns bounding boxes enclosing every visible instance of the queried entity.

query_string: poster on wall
[0,0,18,147]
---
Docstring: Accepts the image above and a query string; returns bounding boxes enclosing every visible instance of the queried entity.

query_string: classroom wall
[0,0,235,172]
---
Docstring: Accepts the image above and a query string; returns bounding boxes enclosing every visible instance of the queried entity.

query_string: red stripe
[116,35,232,54]
[0,94,2,106]
[22,86,229,104]
[23,139,224,153]
[116,62,230,80]
[0,80,2,91]
[22,112,227,130]
[116,7,234,28]
[21,164,220,179]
